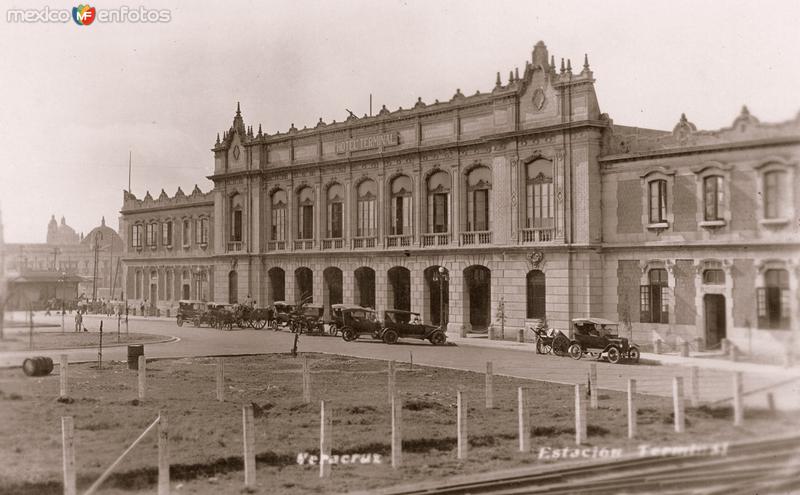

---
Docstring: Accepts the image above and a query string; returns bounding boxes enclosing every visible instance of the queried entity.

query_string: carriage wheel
[429,331,446,346]
[536,339,552,355]
[176,317,184,327]
[607,347,621,364]
[568,344,583,360]
[236,319,247,329]
[328,324,339,336]
[252,318,267,330]
[552,333,570,356]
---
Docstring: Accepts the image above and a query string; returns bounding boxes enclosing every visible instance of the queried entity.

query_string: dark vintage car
[567,317,640,364]
[176,300,208,327]
[293,304,325,334]
[328,303,363,336]
[340,306,382,342]
[269,301,295,331]
[380,310,447,345]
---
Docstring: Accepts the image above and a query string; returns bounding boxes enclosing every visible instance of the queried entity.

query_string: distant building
[119,41,799,356]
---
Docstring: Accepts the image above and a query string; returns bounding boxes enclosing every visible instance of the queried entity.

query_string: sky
[0,0,798,243]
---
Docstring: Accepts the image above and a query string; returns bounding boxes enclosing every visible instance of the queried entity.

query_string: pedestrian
[140,300,145,317]
[74,311,83,332]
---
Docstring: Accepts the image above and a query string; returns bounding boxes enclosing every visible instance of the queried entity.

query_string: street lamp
[58,271,66,333]
[433,266,449,330]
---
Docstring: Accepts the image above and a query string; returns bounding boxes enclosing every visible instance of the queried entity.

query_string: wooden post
[409,351,413,371]
[62,416,76,495]
[575,384,587,445]
[733,372,743,426]
[158,411,170,495]
[387,360,396,405]
[391,394,402,468]
[117,314,121,344]
[320,400,332,478]
[60,354,69,399]
[518,387,530,452]
[242,404,256,487]
[97,321,103,370]
[302,356,311,403]
[690,366,700,407]
[457,390,467,459]
[138,355,146,401]
[485,362,494,409]
[589,363,598,409]
[216,358,224,402]
[29,309,34,350]
[673,377,685,433]
[627,379,637,439]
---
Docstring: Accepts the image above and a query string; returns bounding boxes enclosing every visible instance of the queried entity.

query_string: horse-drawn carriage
[231,304,271,329]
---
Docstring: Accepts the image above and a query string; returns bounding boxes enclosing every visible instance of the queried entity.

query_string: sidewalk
[447,334,800,378]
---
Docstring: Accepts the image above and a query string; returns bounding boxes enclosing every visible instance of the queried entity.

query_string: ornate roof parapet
[121,184,214,212]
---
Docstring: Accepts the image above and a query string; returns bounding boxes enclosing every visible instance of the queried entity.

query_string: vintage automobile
[329,303,357,336]
[269,301,295,331]
[292,304,325,334]
[176,300,207,327]
[567,317,640,364]
[380,310,447,345]
[340,306,382,342]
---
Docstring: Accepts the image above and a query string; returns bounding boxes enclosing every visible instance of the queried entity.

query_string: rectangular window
[357,198,376,237]
[764,170,788,219]
[299,205,314,239]
[328,202,343,238]
[473,190,489,231]
[271,208,286,241]
[433,193,448,233]
[161,221,172,246]
[145,223,156,246]
[759,269,791,329]
[231,209,242,242]
[649,179,667,223]
[703,176,724,221]
[392,196,412,235]
[639,285,650,323]
[131,224,143,248]
[182,220,191,246]
[195,218,208,244]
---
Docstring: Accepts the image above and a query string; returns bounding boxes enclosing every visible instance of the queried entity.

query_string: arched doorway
[295,267,313,304]
[228,270,238,304]
[464,265,490,332]
[387,266,411,311]
[267,267,285,304]
[424,266,449,326]
[354,267,375,308]
[323,267,343,318]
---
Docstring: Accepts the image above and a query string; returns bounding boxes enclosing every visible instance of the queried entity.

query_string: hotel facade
[120,42,800,356]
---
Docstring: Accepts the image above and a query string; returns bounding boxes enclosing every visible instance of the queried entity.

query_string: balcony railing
[386,235,413,248]
[267,240,287,251]
[520,228,555,243]
[421,232,451,247]
[322,238,345,250]
[293,239,315,250]
[460,231,492,246]
[227,241,243,252]
[352,236,377,249]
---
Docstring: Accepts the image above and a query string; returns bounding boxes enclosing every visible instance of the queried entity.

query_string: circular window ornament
[233,145,241,160]
[532,88,546,111]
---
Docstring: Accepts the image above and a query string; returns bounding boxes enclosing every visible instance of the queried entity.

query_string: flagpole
[128,150,131,192]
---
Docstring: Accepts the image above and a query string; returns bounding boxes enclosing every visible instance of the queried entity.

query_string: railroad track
[360,434,800,495]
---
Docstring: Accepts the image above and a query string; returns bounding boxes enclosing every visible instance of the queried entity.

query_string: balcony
[519,228,555,243]
[321,238,345,250]
[461,231,492,246]
[352,236,377,249]
[293,239,315,250]
[386,235,413,248]
[227,241,243,252]
[421,232,451,247]
[267,240,287,251]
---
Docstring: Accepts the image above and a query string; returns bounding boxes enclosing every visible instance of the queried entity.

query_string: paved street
[2,313,799,410]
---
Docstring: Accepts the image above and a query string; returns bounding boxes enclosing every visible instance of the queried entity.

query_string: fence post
[589,363,598,409]
[485,362,494,409]
[690,366,700,407]
[320,400,332,478]
[518,387,530,452]
[242,404,256,487]
[60,354,69,399]
[216,358,224,402]
[627,379,637,439]
[62,416,76,495]
[457,390,467,459]
[575,384,587,445]
[391,394,402,468]
[654,339,662,354]
[733,372,743,426]
[138,356,146,401]
[158,411,169,495]
[303,356,311,403]
[388,360,396,405]
[673,377,685,433]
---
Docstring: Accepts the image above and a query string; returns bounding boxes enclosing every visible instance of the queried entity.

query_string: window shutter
[639,285,651,323]
[756,287,767,328]
[660,285,670,324]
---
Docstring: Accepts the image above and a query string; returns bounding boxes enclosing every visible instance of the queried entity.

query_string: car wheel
[628,346,640,363]
[176,317,183,327]
[568,343,583,360]
[328,324,339,336]
[383,329,399,345]
[429,331,446,346]
[607,347,621,364]
[269,319,278,331]
[342,327,356,342]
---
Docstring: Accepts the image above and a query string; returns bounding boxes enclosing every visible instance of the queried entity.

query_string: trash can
[128,344,144,370]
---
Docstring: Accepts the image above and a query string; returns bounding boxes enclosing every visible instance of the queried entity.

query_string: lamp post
[434,266,449,330]
[58,271,66,333]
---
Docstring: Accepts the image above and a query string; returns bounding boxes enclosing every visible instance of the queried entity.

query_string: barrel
[22,356,54,377]
[128,345,144,370]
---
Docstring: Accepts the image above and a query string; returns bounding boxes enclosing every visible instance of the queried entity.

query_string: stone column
[343,268,354,305]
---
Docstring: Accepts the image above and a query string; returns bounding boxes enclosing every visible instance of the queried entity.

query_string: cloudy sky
[0,0,798,243]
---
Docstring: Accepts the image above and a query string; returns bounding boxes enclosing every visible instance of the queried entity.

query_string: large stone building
[119,42,799,356]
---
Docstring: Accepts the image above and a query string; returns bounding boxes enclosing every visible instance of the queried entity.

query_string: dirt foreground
[0,353,796,494]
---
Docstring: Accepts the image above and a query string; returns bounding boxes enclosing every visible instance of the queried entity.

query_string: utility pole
[91,234,100,301]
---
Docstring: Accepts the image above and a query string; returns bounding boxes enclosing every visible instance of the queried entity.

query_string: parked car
[294,304,325,334]
[567,317,640,364]
[340,306,382,342]
[269,301,294,331]
[380,310,447,345]
[176,300,207,327]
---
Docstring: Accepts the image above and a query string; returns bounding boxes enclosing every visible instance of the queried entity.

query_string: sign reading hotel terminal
[335,132,399,154]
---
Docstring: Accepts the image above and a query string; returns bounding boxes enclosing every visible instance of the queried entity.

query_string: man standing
[74,310,83,332]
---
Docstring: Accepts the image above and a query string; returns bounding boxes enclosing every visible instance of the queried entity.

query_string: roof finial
[566,59,572,73]
[101,216,105,227]
[495,71,501,87]
[257,123,263,137]
[550,55,555,70]
[515,67,519,80]
[508,70,513,83]
[216,133,220,145]
[583,53,590,71]
[236,101,241,116]
[560,58,565,73]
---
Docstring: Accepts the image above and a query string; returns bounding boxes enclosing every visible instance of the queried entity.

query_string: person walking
[74,311,83,332]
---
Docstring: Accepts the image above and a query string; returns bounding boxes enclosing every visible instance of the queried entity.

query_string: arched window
[271,189,287,241]
[230,194,243,242]
[297,186,314,239]
[326,183,344,238]
[640,268,669,323]
[356,180,377,237]
[427,171,450,233]
[390,175,413,235]
[758,269,790,329]
[525,159,554,229]
[526,270,546,319]
[467,167,491,231]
